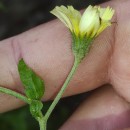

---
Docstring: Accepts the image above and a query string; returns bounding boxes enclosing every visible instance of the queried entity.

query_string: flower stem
[39,119,46,130]
[45,58,79,121]
[0,86,30,104]
[37,112,47,130]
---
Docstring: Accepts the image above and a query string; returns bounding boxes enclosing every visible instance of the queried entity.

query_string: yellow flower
[51,5,115,62]
[50,5,114,38]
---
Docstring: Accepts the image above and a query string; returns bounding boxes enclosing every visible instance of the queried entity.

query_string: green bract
[30,100,43,119]
[72,33,93,63]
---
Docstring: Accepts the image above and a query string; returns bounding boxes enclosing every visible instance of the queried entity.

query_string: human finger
[60,85,130,130]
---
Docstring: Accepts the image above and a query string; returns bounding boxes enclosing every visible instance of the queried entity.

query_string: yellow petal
[50,6,81,35]
[96,22,111,36]
[79,5,100,37]
[95,6,114,36]
[67,6,81,35]
[99,6,115,21]
[90,14,100,37]
[50,6,73,31]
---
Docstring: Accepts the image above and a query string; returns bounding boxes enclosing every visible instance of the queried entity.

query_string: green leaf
[18,59,45,100]
[30,100,43,119]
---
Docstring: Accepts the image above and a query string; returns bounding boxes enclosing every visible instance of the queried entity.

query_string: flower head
[51,5,114,62]
[51,5,114,38]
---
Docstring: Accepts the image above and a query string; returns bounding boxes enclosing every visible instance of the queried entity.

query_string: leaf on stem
[18,59,45,100]
[30,100,43,119]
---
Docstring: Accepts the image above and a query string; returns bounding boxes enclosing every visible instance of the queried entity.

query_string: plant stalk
[0,86,30,104]
[39,118,46,130]
[37,113,47,130]
[44,58,79,121]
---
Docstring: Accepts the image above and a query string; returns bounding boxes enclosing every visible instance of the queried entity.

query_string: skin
[60,85,130,130]
[0,0,130,129]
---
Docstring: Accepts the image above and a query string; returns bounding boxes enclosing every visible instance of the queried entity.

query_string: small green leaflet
[18,59,45,100]
[30,100,43,119]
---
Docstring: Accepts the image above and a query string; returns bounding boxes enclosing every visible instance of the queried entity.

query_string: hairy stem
[0,86,30,104]
[37,112,47,130]
[45,58,79,121]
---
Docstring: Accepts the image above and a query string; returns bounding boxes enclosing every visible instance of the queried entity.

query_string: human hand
[0,0,130,129]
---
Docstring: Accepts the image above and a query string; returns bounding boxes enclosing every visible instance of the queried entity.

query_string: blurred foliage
[0,2,6,11]
[0,0,108,130]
